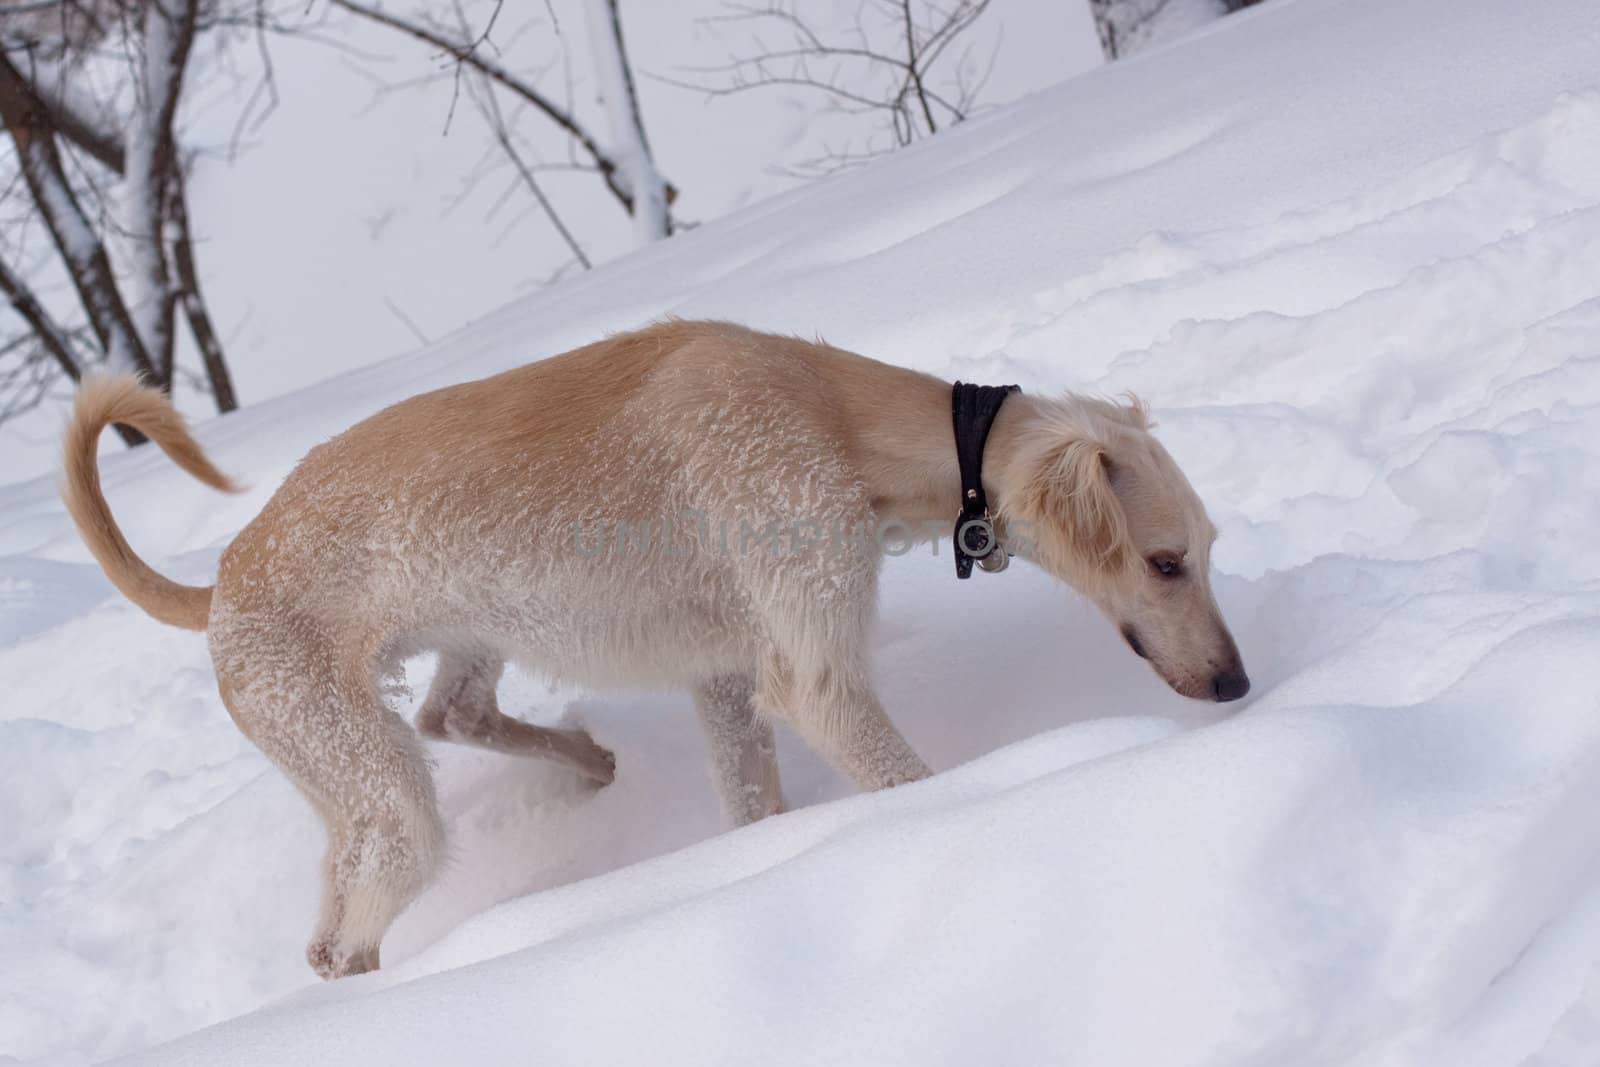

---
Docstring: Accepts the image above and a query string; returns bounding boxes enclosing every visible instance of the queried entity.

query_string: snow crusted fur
[60,319,1247,979]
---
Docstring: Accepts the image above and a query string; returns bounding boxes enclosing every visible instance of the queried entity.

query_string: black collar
[951,381,1019,579]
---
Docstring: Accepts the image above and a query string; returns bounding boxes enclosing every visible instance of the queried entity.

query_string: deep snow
[5,0,1600,1063]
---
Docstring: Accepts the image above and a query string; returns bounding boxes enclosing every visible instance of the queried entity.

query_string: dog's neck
[834,359,1037,535]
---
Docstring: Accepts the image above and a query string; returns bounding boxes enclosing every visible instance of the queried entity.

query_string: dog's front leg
[758,659,930,793]
[694,674,785,826]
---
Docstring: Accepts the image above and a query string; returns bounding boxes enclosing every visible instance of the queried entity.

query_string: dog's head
[998,396,1249,703]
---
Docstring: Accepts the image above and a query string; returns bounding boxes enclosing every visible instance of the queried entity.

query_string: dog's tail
[62,375,240,632]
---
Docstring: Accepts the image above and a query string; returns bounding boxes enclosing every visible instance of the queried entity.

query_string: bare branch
[15,52,123,171]
[381,294,429,345]
[0,244,143,442]
[468,68,591,269]
[440,0,502,134]
[328,0,677,216]
[226,0,282,164]
[900,0,936,134]
[679,0,995,172]
[0,244,79,381]
[655,67,903,115]
[0,2,75,17]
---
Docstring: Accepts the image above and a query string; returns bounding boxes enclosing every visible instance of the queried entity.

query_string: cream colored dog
[62,320,1247,980]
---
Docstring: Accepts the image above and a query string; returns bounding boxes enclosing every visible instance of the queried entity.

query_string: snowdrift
[4,0,1600,1063]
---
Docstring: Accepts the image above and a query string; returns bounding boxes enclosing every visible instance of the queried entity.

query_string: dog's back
[213,320,878,685]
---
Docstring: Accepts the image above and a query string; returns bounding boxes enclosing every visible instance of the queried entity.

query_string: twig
[470,70,591,269]
[329,0,676,214]
[673,0,995,172]
[382,295,430,345]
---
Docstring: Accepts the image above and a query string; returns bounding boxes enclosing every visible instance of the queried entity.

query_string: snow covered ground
[5,0,1600,1062]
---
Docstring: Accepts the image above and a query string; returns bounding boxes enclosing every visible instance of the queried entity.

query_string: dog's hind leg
[416,650,615,785]
[212,616,445,980]
[694,674,784,826]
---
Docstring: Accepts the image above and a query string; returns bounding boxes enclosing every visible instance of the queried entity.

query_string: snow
[4,0,1600,1063]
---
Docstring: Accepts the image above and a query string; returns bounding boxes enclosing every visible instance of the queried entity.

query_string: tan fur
[60,319,1246,980]
[62,375,240,630]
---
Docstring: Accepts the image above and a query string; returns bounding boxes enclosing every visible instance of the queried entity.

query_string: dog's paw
[306,937,379,980]
[576,737,617,788]
[553,704,617,788]
[557,728,616,790]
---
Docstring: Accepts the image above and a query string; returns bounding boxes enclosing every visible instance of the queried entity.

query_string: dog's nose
[1212,670,1250,702]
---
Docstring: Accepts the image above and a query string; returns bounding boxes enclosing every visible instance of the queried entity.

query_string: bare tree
[330,0,675,256]
[1090,0,1270,61]
[0,0,239,443]
[674,0,996,176]
[0,49,155,383]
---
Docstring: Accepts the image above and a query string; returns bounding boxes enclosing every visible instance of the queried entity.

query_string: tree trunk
[125,0,199,383]
[582,0,670,245]
[0,49,157,384]
[167,169,237,412]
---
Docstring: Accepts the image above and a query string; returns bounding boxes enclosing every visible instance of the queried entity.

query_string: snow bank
[4,0,1600,1063]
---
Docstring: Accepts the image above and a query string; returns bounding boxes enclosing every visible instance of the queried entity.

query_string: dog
[62,319,1248,980]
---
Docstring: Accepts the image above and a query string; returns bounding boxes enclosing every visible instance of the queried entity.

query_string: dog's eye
[1149,555,1183,578]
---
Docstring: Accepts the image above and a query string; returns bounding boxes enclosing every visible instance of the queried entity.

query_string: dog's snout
[1211,669,1250,703]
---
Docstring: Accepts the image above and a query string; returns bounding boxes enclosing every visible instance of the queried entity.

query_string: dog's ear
[1079,393,1149,431]
[1015,436,1136,580]
[1113,393,1150,429]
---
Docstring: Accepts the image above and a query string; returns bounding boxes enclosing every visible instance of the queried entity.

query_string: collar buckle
[955,506,1010,574]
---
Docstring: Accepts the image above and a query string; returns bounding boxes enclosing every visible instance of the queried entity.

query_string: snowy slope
[5,0,1600,1063]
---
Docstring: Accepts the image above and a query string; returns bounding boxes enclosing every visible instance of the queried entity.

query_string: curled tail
[62,375,240,631]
